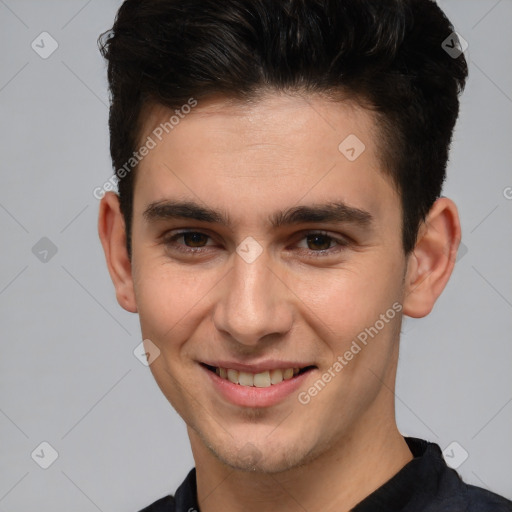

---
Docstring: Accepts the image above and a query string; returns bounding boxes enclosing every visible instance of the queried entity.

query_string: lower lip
[202,365,314,408]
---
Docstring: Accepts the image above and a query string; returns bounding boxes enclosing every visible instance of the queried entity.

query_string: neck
[190,407,412,512]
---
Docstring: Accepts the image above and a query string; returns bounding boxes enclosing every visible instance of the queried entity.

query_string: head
[98,0,467,473]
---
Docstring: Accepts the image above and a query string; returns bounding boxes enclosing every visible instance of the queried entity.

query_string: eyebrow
[143,199,373,230]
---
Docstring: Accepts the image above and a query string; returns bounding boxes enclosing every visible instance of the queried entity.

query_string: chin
[216,445,307,474]
[197,423,320,474]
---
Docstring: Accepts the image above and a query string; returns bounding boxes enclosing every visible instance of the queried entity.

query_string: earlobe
[402,198,461,318]
[98,192,138,313]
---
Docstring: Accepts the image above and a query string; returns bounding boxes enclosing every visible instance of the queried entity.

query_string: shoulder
[437,466,512,512]
[136,468,197,512]
[137,495,175,512]
[463,483,512,512]
[437,459,512,511]
[402,438,512,512]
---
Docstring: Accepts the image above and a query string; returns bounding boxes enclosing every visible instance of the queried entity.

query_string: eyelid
[161,229,351,256]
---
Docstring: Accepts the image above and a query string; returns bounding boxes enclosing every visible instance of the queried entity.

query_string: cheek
[289,253,404,336]
[132,260,222,352]
[132,265,210,407]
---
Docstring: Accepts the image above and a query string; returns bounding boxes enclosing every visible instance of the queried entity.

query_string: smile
[200,362,317,407]
[203,364,315,388]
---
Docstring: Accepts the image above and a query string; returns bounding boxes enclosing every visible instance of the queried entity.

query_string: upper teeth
[215,367,300,387]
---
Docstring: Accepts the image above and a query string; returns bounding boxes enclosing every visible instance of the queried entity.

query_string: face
[128,92,409,472]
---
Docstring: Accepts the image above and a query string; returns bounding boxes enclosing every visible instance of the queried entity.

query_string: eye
[162,230,349,257]
[162,231,215,254]
[294,231,349,257]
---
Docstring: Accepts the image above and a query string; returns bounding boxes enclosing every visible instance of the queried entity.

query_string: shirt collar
[173,437,450,512]
[352,437,450,511]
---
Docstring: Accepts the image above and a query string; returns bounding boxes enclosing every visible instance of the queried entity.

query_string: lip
[200,363,316,408]
[201,360,312,373]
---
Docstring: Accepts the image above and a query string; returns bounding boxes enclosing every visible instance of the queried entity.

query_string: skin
[98,91,461,512]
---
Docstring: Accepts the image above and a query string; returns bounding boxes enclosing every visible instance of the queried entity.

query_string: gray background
[1,0,511,510]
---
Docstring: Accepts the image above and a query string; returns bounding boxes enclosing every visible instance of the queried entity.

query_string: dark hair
[98,0,468,256]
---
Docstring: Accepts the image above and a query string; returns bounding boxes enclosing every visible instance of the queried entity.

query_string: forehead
[140,91,377,153]
[133,92,400,229]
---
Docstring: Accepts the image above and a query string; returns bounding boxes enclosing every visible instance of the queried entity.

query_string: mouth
[201,363,317,388]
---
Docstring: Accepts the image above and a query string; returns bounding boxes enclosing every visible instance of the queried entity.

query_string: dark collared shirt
[138,437,512,511]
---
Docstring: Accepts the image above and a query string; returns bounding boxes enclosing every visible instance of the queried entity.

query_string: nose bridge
[213,249,292,346]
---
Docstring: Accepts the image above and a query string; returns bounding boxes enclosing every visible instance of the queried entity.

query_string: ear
[402,197,461,318]
[98,191,137,313]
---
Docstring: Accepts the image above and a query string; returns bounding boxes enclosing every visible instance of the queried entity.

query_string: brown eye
[162,229,349,258]
[305,233,334,251]
[181,232,209,247]
[295,231,350,258]
[162,230,215,254]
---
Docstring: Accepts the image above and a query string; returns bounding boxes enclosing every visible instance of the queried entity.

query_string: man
[97,0,512,510]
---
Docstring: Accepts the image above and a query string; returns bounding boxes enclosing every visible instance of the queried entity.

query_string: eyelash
[161,230,350,258]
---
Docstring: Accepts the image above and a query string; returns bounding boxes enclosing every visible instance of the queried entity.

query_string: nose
[212,249,293,348]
